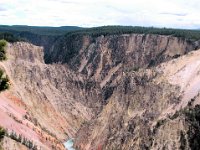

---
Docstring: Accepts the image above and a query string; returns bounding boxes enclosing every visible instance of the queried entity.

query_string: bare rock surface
[0,42,97,150]
[75,49,200,150]
[0,34,200,150]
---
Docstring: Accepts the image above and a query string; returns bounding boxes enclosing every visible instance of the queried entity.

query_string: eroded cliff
[74,49,200,150]
[46,34,200,104]
[0,42,100,150]
[1,33,200,150]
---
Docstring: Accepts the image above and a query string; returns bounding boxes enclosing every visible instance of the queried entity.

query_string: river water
[64,139,75,150]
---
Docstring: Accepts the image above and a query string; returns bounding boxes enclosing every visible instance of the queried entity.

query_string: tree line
[65,26,200,40]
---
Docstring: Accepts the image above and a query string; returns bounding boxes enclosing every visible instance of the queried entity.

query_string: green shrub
[0,40,7,61]
[0,127,6,140]
[0,69,9,91]
[0,40,6,47]
[0,40,10,91]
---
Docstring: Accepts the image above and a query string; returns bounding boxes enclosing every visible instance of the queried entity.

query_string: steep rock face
[6,42,100,136]
[46,34,199,77]
[0,42,101,149]
[74,49,200,150]
[46,34,199,104]
[18,32,59,56]
[74,69,181,150]
[1,33,200,150]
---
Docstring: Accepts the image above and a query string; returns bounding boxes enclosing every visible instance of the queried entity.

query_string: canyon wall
[1,33,200,149]
[0,42,101,149]
[75,48,200,149]
[46,34,200,104]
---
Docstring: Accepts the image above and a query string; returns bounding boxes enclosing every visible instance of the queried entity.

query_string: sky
[0,0,199,29]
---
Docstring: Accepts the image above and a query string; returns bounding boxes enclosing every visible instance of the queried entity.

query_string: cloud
[47,0,81,4]
[0,2,10,12]
[160,12,187,17]
[0,7,7,12]
[0,0,199,29]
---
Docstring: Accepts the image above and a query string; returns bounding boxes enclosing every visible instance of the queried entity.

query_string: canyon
[0,28,200,150]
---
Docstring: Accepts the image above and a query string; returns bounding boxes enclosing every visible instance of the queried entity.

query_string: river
[64,139,75,150]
